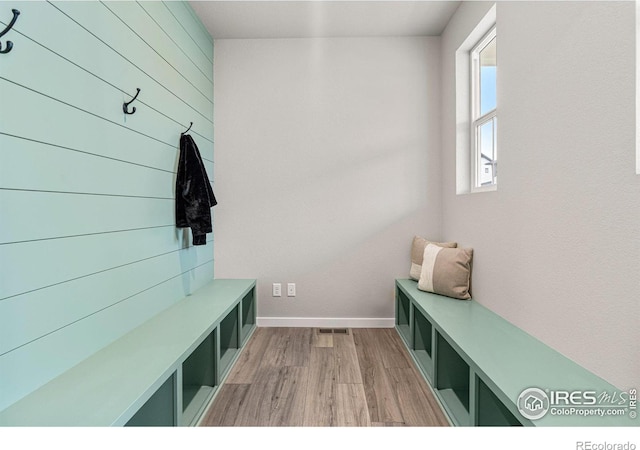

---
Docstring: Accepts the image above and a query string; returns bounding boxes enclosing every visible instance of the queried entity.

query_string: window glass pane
[478,118,496,186]
[479,37,497,116]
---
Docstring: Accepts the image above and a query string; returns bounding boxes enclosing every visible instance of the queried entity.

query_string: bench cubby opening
[181,330,217,426]
[241,289,256,345]
[125,373,176,426]
[476,377,523,427]
[435,332,471,426]
[412,307,433,380]
[219,305,240,377]
[396,287,412,345]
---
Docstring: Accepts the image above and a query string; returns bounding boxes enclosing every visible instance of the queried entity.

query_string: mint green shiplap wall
[0,1,214,410]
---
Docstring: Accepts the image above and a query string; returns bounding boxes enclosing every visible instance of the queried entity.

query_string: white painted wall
[441,1,639,389]
[213,37,442,326]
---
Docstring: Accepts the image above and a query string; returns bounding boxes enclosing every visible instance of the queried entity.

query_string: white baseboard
[256,317,395,328]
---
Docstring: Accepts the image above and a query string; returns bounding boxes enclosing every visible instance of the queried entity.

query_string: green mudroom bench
[395,278,637,427]
[0,279,256,426]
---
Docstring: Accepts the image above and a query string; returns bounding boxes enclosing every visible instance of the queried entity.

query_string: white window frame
[636,0,639,174]
[470,27,497,192]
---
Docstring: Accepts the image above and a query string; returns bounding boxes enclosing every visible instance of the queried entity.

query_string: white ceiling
[189,1,461,39]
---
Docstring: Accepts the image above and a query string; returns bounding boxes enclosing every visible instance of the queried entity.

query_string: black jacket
[176,134,217,245]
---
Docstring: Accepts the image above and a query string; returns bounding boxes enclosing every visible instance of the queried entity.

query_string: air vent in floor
[318,328,349,335]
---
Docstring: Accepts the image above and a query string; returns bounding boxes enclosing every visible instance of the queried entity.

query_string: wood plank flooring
[200,328,448,427]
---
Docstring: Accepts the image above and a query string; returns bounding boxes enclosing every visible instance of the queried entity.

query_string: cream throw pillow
[417,244,473,300]
[410,236,457,281]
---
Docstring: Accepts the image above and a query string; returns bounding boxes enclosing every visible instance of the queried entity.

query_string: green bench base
[395,279,637,427]
[0,279,256,426]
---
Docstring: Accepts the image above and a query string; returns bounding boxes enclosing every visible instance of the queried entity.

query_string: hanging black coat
[176,134,217,245]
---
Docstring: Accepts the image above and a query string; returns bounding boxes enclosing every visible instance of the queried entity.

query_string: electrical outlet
[272,283,281,297]
[287,283,296,297]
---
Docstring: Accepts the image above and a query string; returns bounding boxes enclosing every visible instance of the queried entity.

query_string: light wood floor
[200,327,449,427]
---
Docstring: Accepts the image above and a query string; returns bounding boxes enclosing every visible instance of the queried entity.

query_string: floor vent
[318,328,349,335]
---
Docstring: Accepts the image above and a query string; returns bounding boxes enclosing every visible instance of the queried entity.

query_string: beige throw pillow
[410,236,457,281]
[417,244,473,300]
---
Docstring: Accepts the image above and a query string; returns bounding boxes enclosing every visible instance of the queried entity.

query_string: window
[454,4,495,194]
[471,27,497,190]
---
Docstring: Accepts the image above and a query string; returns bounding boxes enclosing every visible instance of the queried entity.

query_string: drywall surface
[441,1,638,389]
[213,37,441,325]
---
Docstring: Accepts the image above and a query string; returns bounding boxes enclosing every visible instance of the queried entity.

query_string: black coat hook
[123,88,141,115]
[0,9,20,54]
[182,122,193,135]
